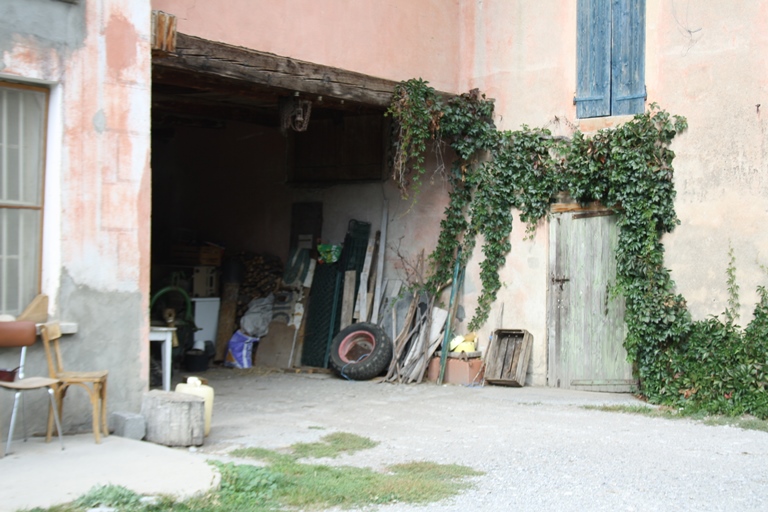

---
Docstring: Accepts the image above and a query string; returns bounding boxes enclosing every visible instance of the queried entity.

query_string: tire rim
[338,330,376,363]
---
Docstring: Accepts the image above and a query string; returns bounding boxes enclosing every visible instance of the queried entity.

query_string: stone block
[109,411,146,440]
[141,390,204,447]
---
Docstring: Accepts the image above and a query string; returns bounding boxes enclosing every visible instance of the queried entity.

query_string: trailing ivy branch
[385,79,442,198]
[724,244,740,325]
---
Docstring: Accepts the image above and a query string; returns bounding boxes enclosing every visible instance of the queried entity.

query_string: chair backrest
[0,321,37,380]
[0,321,37,348]
[40,322,64,378]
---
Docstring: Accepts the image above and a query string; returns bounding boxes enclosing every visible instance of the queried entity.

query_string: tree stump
[141,390,204,447]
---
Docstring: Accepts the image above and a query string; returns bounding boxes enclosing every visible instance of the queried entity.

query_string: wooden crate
[484,329,533,387]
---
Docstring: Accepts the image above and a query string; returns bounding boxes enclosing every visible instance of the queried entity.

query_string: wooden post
[151,11,177,53]
[214,282,239,361]
[340,270,357,329]
[354,233,375,321]
[438,249,463,385]
[371,201,388,324]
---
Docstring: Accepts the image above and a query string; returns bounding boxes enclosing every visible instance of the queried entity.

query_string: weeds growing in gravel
[583,404,768,432]
[28,432,481,512]
[289,431,379,458]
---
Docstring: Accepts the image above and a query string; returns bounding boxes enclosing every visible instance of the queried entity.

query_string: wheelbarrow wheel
[329,323,392,380]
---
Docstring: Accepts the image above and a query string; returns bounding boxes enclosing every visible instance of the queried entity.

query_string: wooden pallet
[484,329,533,387]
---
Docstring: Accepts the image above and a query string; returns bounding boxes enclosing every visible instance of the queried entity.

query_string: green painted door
[547,211,636,392]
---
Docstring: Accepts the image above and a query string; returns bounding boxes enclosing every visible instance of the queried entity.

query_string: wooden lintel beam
[572,210,616,220]
[153,33,398,108]
[551,201,613,213]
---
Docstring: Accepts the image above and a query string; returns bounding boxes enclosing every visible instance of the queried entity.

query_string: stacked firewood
[235,253,283,318]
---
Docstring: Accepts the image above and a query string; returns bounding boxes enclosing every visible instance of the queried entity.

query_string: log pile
[235,253,283,318]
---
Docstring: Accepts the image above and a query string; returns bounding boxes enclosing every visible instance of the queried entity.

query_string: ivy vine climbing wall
[388,79,768,418]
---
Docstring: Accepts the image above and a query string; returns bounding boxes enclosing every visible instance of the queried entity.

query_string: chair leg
[90,385,101,444]
[46,385,61,443]
[57,386,67,433]
[100,379,109,438]
[46,399,53,443]
[5,391,22,455]
[47,388,64,451]
[20,390,28,442]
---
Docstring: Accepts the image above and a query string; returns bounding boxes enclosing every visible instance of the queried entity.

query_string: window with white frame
[575,0,646,118]
[0,82,47,316]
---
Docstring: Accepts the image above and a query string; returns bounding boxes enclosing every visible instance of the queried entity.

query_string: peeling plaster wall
[0,0,151,431]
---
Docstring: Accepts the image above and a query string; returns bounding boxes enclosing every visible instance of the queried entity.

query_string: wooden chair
[40,322,109,443]
[0,320,64,457]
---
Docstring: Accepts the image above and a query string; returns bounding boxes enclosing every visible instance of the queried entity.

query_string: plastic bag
[240,294,275,337]
[317,244,341,264]
[224,330,259,369]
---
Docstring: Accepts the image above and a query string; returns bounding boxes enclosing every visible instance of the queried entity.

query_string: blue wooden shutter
[611,0,645,115]
[576,0,611,118]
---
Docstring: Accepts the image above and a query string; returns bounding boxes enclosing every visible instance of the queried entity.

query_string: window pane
[6,144,20,202]
[6,90,19,145]
[21,91,44,205]
[0,87,44,205]
[0,207,41,316]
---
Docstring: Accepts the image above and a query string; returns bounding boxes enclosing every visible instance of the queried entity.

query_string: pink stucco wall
[457,0,768,384]
[152,0,463,93]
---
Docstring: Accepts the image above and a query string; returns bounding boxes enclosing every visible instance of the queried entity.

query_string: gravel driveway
[195,367,768,511]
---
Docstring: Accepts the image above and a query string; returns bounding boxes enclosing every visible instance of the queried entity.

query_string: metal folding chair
[0,320,64,456]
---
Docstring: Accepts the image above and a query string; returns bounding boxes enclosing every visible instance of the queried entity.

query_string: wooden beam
[551,201,611,213]
[154,33,398,108]
[573,210,616,220]
[151,11,177,53]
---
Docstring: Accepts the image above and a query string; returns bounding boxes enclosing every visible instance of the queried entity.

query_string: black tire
[329,323,393,380]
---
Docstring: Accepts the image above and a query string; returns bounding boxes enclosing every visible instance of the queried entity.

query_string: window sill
[577,115,636,134]
[34,322,78,335]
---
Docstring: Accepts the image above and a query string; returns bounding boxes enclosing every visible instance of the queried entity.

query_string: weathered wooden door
[547,211,635,392]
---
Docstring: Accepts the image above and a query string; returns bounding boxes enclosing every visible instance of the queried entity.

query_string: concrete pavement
[0,433,217,512]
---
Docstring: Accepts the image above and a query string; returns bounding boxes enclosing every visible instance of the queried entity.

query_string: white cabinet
[191,297,220,345]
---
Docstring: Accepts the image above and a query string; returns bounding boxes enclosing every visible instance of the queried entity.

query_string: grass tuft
[290,431,379,459]
[75,485,143,508]
[583,404,768,432]
[582,404,674,417]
